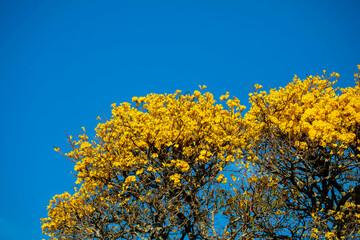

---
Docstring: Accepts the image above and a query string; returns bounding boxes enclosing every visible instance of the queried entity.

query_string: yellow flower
[325,232,335,239]
[194,90,201,97]
[175,160,190,172]
[170,173,182,186]
[220,92,230,101]
[216,174,224,182]
[124,176,136,184]
[136,169,144,175]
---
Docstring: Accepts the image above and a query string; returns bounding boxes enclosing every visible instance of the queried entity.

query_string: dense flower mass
[42,86,249,239]
[244,67,360,239]
[42,67,360,240]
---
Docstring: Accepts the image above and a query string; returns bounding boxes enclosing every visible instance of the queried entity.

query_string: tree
[42,87,254,240]
[42,67,360,240]
[244,68,360,239]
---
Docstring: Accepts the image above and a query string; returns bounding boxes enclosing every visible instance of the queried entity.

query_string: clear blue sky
[0,1,359,239]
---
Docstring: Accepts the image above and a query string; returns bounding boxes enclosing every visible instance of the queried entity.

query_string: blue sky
[0,1,359,239]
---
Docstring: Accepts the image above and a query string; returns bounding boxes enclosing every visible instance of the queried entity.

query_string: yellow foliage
[43,67,360,239]
[43,89,247,238]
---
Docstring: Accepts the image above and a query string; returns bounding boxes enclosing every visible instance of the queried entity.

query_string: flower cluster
[42,86,247,239]
[42,67,360,239]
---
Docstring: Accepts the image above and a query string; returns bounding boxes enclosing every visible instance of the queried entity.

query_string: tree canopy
[42,67,360,240]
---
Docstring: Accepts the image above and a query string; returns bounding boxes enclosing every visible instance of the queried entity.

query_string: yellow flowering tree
[244,67,360,239]
[43,67,360,240]
[42,87,258,239]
